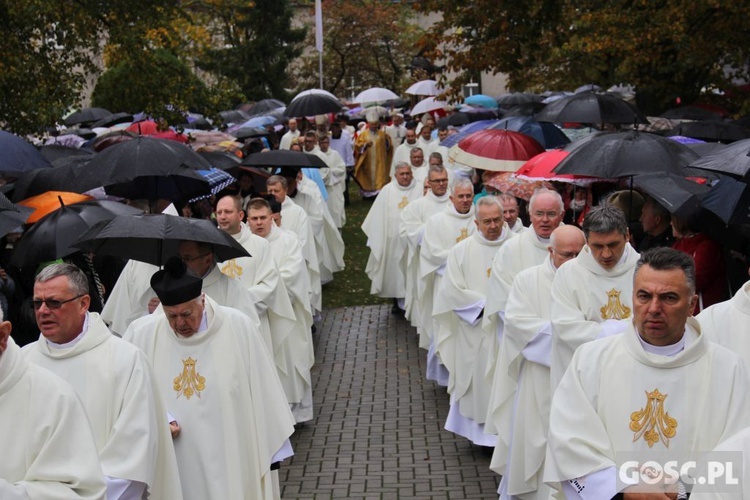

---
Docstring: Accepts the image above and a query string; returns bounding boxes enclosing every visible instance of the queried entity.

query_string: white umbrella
[353,87,399,105]
[291,89,338,102]
[405,79,441,96]
[410,96,448,116]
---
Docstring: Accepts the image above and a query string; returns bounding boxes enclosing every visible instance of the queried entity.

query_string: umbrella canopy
[484,172,552,200]
[90,130,137,152]
[0,192,33,237]
[405,79,441,96]
[127,120,160,136]
[496,92,543,106]
[64,107,111,126]
[188,131,238,150]
[240,150,328,169]
[660,106,721,121]
[687,138,750,179]
[666,120,750,143]
[452,129,545,172]
[39,145,95,164]
[489,116,571,149]
[79,136,213,202]
[410,96,449,116]
[555,131,699,178]
[12,163,96,201]
[632,173,709,219]
[233,127,271,141]
[502,102,547,117]
[700,175,750,224]
[247,99,286,115]
[198,151,242,170]
[18,191,93,223]
[188,169,236,202]
[237,166,272,194]
[284,90,343,117]
[73,213,250,266]
[0,131,53,176]
[437,113,471,128]
[440,120,499,148]
[11,200,143,268]
[353,88,400,105]
[535,91,648,125]
[464,94,498,109]
[90,112,134,128]
[516,150,599,185]
[219,109,250,125]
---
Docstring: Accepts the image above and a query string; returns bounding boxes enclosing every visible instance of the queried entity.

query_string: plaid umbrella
[189,169,236,202]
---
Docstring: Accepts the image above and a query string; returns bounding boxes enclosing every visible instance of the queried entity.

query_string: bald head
[549,225,586,269]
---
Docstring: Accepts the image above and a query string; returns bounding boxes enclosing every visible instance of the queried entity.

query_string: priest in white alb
[697,274,750,368]
[279,118,300,150]
[400,165,451,336]
[0,311,107,500]
[391,127,419,175]
[362,162,421,313]
[24,263,182,500]
[247,198,316,423]
[545,248,750,499]
[124,260,295,500]
[499,193,527,234]
[317,134,347,229]
[488,225,585,500]
[550,205,640,389]
[433,196,514,446]
[420,178,477,386]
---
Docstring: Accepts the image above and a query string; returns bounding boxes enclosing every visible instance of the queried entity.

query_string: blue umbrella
[0,131,53,175]
[464,94,498,109]
[489,116,571,149]
[189,169,237,202]
[440,120,498,148]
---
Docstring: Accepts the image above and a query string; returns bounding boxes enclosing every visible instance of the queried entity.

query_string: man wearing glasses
[23,263,182,499]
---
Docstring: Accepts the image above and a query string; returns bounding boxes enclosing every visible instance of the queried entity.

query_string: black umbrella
[178,117,213,130]
[502,102,547,117]
[0,192,33,237]
[219,110,250,125]
[284,91,343,118]
[688,139,750,179]
[11,200,143,268]
[556,131,699,178]
[700,175,750,224]
[198,151,242,170]
[39,145,95,164]
[0,131,53,176]
[90,112,134,128]
[79,137,213,202]
[666,120,750,143]
[64,108,111,126]
[247,99,285,115]
[660,106,721,121]
[66,128,97,140]
[496,92,543,106]
[437,113,470,127]
[632,173,709,219]
[535,91,649,125]
[72,213,250,266]
[686,142,727,158]
[12,164,94,201]
[234,127,270,141]
[240,149,328,169]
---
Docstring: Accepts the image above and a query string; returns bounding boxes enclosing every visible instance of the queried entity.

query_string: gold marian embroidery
[174,357,206,400]
[456,228,469,243]
[486,267,491,278]
[630,389,677,448]
[398,196,409,209]
[220,259,243,280]
[600,288,631,319]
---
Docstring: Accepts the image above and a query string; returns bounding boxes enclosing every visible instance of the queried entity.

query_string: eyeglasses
[180,253,210,263]
[33,295,83,310]
[533,210,559,219]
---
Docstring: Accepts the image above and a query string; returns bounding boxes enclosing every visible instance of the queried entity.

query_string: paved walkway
[279,305,500,499]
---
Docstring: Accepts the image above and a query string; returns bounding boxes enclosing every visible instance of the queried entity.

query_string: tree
[191,0,306,102]
[292,0,424,98]
[415,0,750,114]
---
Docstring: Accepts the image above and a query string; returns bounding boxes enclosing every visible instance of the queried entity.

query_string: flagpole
[315,0,324,89]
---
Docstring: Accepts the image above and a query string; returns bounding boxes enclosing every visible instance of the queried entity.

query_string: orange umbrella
[18,191,93,223]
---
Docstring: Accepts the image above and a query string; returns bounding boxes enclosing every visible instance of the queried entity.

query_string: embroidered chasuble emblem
[220,259,243,280]
[174,357,206,399]
[600,288,631,320]
[398,196,409,209]
[486,267,491,278]
[456,228,469,243]
[629,389,677,447]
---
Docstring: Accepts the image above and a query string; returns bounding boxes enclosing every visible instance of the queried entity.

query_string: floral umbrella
[484,172,551,201]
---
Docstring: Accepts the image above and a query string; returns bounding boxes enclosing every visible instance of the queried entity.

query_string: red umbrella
[452,129,545,172]
[127,120,159,135]
[516,150,600,185]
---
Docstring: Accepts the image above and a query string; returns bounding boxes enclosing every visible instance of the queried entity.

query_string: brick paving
[279,305,500,499]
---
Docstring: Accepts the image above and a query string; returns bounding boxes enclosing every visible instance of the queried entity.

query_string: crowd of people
[1,104,750,500]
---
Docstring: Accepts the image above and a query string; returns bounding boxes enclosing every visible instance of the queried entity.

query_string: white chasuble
[265,223,315,423]
[488,259,557,500]
[290,189,345,282]
[101,259,159,336]
[433,227,512,436]
[698,280,750,369]
[691,426,750,499]
[545,320,750,498]
[24,314,182,499]
[1,337,106,500]
[550,243,639,389]
[123,297,295,500]
[279,197,322,312]
[361,179,421,298]
[399,190,450,335]
[319,148,347,228]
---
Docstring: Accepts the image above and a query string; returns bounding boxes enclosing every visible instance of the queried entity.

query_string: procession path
[279,304,500,499]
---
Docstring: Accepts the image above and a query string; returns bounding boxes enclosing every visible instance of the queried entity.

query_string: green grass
[322,183,390,309]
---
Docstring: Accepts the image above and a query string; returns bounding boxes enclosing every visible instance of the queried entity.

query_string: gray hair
[410,147,424,156]
[582,204,628,239]
[475,195,503,220]
[35,263,89,296]
[394,161,411,173]
[428,164,447,179]
[452,177,474,195]
[429,151,444,164]
[498,193,518,208]
[266,175,287,189]
[635,247,696,295]
[529,188,564,213]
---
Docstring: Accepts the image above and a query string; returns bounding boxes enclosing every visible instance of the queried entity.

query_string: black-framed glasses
[180,253,210,263]
[33,295,84,310]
